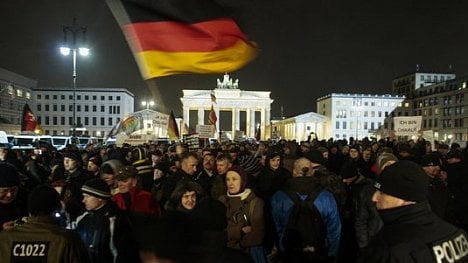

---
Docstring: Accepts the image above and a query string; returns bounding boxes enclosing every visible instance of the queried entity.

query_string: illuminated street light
[142,100,155,135]
[60,18,89,137]
[141,100,155,110]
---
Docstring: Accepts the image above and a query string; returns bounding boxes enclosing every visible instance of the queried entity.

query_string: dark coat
[358,202,468,263]
[446,161,468,231]
[256,167,291,202]
[352,177,383,248]
[219,189,265,250]
[428,177,457,224]
[76,202,137,263]
[65,168,93,221]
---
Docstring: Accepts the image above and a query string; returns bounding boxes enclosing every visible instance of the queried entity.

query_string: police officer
[358,160,468,263]
[0,184,90,262]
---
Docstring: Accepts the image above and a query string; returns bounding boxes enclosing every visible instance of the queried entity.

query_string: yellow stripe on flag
[135,40,256,79]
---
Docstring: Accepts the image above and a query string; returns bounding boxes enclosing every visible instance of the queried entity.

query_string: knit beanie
[100,159,123,175]
[420,153,441,167]
[374,160,428,202]
[340,162,359,179]
[238,155,262,175]
[227,165,248,192]
[304,149,325,166]
[88,156,103,167]
[376,153,398,172]
[266,147,282,160]
[81,178,112,200]
[0,162,20,187]
[115,166,139,180]
[130,147,146,163]
[64,150,82,167]
[446,150,463,161]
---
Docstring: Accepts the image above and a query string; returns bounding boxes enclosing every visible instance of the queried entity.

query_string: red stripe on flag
[124,18,252,52]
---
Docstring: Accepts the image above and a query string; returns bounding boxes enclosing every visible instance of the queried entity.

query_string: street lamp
[353,97,362,141]
[141,100,155,135]
[60,18,89,137]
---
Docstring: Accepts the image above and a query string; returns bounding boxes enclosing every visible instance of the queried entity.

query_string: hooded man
[358,161,468,263]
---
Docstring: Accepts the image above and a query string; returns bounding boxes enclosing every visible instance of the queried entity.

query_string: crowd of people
[0,133,467,263]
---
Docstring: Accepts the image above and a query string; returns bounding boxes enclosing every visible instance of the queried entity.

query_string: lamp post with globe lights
[60,18,89,138]
[141,100,155,135]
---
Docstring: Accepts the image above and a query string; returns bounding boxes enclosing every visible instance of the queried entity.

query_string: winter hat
[438,144,449,150]
[130,147,146,163]
[0,162,20,187]
[397,143,412,154]
[446,150,463,161]
[115,165,139,180]
[420,153,441,167]
[227,165,248,191]
[266,147,282,160]
[316,147,329,154]
[100,159,123,175]
[100,163,114,174]
[304,150,325,166]
[374,160,428,202]
[81,178,112,200]
[340,162,359,179]
[238,155,262,175]
[28,185,61,216]
[64,150,82,164]
[376,153,398,172]
[88,156,102,167]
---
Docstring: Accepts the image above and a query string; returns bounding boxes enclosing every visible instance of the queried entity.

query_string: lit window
[25,92,30,99]
[16,89,23,97]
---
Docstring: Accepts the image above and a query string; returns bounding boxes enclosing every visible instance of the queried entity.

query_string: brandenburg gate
[180,74,273,140]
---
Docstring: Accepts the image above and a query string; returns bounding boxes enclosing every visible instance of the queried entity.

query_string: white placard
[393,116,422,136]
[196,125,215,138]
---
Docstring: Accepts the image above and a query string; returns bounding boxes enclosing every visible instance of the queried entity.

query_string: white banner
[196,125,215,138]
[394,116,422,136]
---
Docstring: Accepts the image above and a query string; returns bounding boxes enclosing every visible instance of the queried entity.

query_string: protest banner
[394,116,422,137]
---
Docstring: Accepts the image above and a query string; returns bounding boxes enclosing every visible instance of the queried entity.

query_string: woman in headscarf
[219,165,267,263]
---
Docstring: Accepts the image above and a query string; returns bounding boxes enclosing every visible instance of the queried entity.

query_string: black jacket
[76,202,137,263]
[358,202,468,263]
[352,177,383,248]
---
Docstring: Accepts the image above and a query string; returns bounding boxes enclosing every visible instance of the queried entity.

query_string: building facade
[316,93,404,140]
[0,68,36,134]
[34,87,134,137]
[392,72,455,98]
[270,112,327,142]
[393,75,468,143]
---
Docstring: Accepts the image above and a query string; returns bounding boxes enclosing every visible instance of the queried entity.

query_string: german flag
[21,104,43,135]
[107,0,257,79]
[208,104,217,126]
[167,110,180,140]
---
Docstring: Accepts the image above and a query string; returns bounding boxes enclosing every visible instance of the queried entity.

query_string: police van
[11,135,52,150]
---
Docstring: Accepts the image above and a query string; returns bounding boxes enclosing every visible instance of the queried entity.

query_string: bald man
[271,158,341,262]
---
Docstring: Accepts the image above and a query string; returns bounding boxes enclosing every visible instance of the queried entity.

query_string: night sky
[1,0,467,118]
